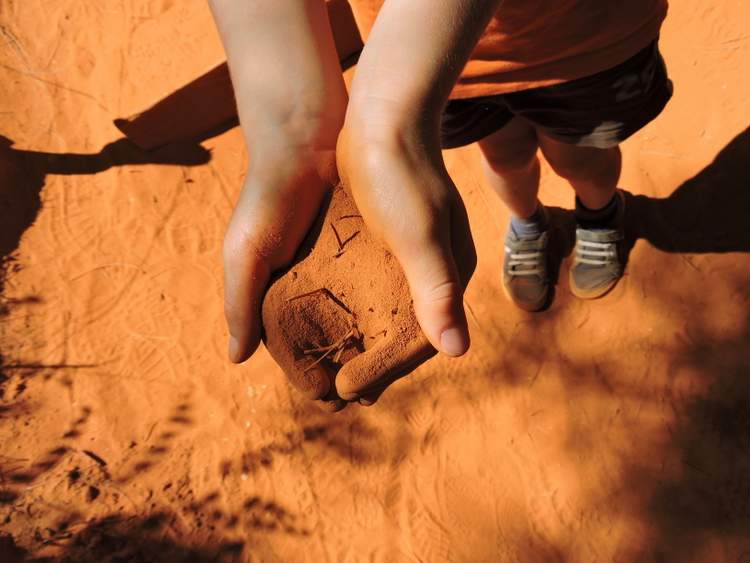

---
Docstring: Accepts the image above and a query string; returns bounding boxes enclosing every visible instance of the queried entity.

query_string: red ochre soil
[262,184,434,412]
[1,1,750,562]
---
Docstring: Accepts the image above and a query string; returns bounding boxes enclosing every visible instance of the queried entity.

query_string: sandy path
[1,1,750,561]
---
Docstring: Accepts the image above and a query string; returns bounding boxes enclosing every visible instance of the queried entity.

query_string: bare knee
[483,145,538,176]
[479,121,539,175]
[540,138,621,184]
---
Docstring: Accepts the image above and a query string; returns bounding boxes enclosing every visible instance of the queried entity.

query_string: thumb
[390,219,472,358]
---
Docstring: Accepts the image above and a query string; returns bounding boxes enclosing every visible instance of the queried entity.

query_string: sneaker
[570,190,626,299]
[503,228,551,312]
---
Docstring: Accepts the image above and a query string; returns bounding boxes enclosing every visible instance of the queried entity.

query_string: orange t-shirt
[347,0,668,99]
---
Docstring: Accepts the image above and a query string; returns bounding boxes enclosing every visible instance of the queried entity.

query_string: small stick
[341,230,360,247]
[287,288,327,302]
[303,328,354,372]
[286,288,355,318]
[332,347,344,364]
[330,222,344,251]
[333,229,361,257]
[82,450,107,467]
[331,328,355,351]
[339,214,362,220]
[302,329,355,355]
[302,345,338,372]
[302,344,334,355]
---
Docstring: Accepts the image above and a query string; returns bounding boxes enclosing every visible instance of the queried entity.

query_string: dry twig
[330,222,344,251]
[287,288,361,371]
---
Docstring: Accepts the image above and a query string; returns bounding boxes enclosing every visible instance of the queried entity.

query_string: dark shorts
[440,40,673,150]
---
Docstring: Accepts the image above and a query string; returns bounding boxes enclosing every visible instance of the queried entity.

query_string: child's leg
[478,116,552,312]
[536,131,626,299]
[536,133,621,210]
[477,116,540,218]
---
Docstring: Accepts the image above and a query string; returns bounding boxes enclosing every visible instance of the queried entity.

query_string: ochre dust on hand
[261,184,435,408]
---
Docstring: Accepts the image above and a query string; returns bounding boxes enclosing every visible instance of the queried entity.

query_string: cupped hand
[222,149,337,365]
[336,124,477,361]
[261,183,438,411]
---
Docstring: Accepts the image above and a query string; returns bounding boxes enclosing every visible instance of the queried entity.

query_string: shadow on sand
[0,135,210,395]
[2,125,750,559]
[620,126,750,559]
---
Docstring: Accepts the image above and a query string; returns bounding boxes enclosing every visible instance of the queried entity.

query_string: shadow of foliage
[32,512,244,563]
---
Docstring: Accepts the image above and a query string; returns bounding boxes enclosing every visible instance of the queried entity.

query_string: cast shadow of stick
[0,134,210,389]
[0,134,210,264]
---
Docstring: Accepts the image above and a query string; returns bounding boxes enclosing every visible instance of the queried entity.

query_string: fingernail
[440,327,468,357]
[228,336,241,363]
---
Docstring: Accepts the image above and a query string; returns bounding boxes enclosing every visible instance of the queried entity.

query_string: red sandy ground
[1,1,750,561]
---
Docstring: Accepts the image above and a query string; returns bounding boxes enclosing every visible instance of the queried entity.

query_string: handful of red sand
[261,184,436,410]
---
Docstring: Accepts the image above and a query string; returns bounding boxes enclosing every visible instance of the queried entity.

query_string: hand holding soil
[261,184,437,411]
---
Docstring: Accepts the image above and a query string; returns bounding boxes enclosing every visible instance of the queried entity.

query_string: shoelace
[575,239,617,266]
[505,242,544,276]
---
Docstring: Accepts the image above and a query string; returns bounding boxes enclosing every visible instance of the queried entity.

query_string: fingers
[223,164,331,364]
[448,190,478,289]
[317,386,348,413]
[318,398,347,412]
[335,331,435,401]
[223,235,271,363]
[287,364,331,401]
[275,354,348,410]
[274,356,345,411]
[357,391,383,407]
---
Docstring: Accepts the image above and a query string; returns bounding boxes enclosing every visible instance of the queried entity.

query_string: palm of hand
[261,184,436,411]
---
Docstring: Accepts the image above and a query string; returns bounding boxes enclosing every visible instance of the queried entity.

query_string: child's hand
[332,0,501,358]
[337,125,477,358]
[209,0,348,365]
[223,149,337,363]
[261,184,437,411]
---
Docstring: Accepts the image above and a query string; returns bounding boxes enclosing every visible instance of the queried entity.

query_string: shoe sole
[501,275,551,312]
[501,225,558,312]
[569,272,621,300]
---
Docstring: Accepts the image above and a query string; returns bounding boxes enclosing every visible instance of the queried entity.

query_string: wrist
[241,102,342,187]
[246,140,338,195]
[234,67,347,150]
[337,120,451,220]
[342,97,442,160]
[244,106,344,152]
[338,115,442,188]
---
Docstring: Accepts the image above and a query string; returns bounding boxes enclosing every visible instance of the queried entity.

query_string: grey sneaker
[503,229,551,312]
[570,191,626,299]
